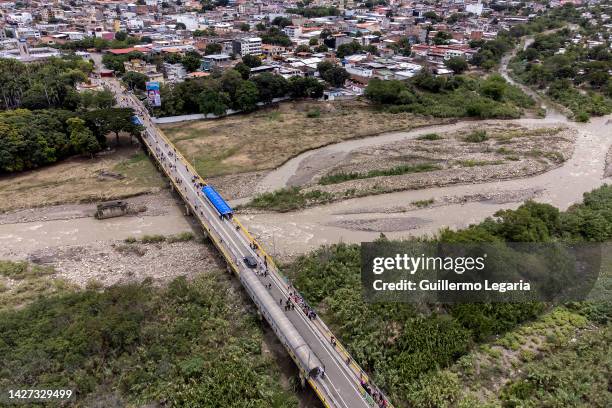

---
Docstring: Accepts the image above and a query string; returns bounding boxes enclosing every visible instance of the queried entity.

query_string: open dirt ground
[160,99,449,179]
[0,145,164,213]
[25,240,223,288]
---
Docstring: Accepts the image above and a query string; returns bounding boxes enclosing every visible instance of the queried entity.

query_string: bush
[167,232,195,243]
[465,130,488,143]
[247,187,333,211]
[140,234,166,243]
[306,108,321,118]
[0,274,297,407]
[365,75,526,120]
[417,133,442,141]
[319,163,441,185]
[575,111,590,122]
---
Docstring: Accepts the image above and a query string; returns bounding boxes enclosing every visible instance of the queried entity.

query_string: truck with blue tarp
[202,185,233,217]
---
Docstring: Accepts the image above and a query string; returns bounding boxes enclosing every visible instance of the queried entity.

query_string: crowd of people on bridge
[287,288,317,320]
[120,82,393,408]
[360,379,389,408]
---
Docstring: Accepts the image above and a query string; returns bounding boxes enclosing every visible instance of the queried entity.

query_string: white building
[7,12,32,25]
[466,1,484,16]
[283,25,302,37]
[163,62,187,83]
[236,37,262,56]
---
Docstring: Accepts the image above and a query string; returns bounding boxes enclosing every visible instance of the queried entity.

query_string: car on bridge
[243,256,258,269]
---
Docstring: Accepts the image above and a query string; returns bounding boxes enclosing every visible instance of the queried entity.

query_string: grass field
[160,100,447,177]
[0,147,164,212]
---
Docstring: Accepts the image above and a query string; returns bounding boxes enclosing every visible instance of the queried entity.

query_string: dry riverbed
[240,122,575,213]
[304,123,574,199]
[0,145,164,213]
[160,99,449,179]
[28,239,223,288]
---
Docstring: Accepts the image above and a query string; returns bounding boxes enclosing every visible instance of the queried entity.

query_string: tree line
[0,56,142,173]
[364,71,535,119]
[0,107,141,173]
[153,69,326,117]
[286,183,612,407]
[511,28,612,121]
[0,57,92,111]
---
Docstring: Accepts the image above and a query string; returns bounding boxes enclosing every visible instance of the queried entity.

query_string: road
[100,75,387,408]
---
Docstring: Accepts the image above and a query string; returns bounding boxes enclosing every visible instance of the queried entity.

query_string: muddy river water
[239,107,611,257]
[1,51,610,259]
[0,204,192,259]
[234,47,611,258]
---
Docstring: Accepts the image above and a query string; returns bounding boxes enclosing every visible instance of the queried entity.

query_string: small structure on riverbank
[95,201,129,219]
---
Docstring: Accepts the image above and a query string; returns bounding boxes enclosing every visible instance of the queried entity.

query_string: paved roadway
[101,77,388,408]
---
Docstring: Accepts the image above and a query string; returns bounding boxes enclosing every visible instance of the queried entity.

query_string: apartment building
[232,36,262,56]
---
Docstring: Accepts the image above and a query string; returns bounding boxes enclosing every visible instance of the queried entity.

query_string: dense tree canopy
[181,51,202,72]
[0,57,140,173]
[0,273,298,406]
[153,69,324,117]
[0,57,92,111]
[510,28,612,120]
[0,109,116,172]
[444,56,468,74]
[261,27,292,47]
[286,182,612,406]
[364,73,534,119]
[123,71,149,91]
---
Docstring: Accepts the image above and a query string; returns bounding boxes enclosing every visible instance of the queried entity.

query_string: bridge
[102,76,393,408]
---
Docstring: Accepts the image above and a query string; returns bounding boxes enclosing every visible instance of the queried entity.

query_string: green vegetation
[319,163,441,185]
[0,57,141,173]
[57,35,142,51]
[0,272,297,407]
[286,6,340,18]
[0,261,73,311]
[510,23,612,120]
[417,133,442,141]
[469,4,582,70]
[260,26,292,47]
[464,130,488,143]
[102,50,146,73]
[122,71,149,91]
[0,107,140,173]
[152,68,324,117]
[457,159,504,168]
[246,186,333,212]
[0,57,92,111]
[285,185,612,406]
[365,73,535,119]
[411,199,434,208]
[317,61,350,88]
[306,108,321,118]
[500,324,611,407]
[124,232,195,244]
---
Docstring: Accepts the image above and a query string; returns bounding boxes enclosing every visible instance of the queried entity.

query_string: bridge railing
[231,218,395,408]
[115,82,393,408]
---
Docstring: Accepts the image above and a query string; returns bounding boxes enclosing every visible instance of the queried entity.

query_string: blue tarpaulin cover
[202,185,233,216]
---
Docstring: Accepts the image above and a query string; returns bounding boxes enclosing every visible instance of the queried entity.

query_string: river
[238,47,612,258]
